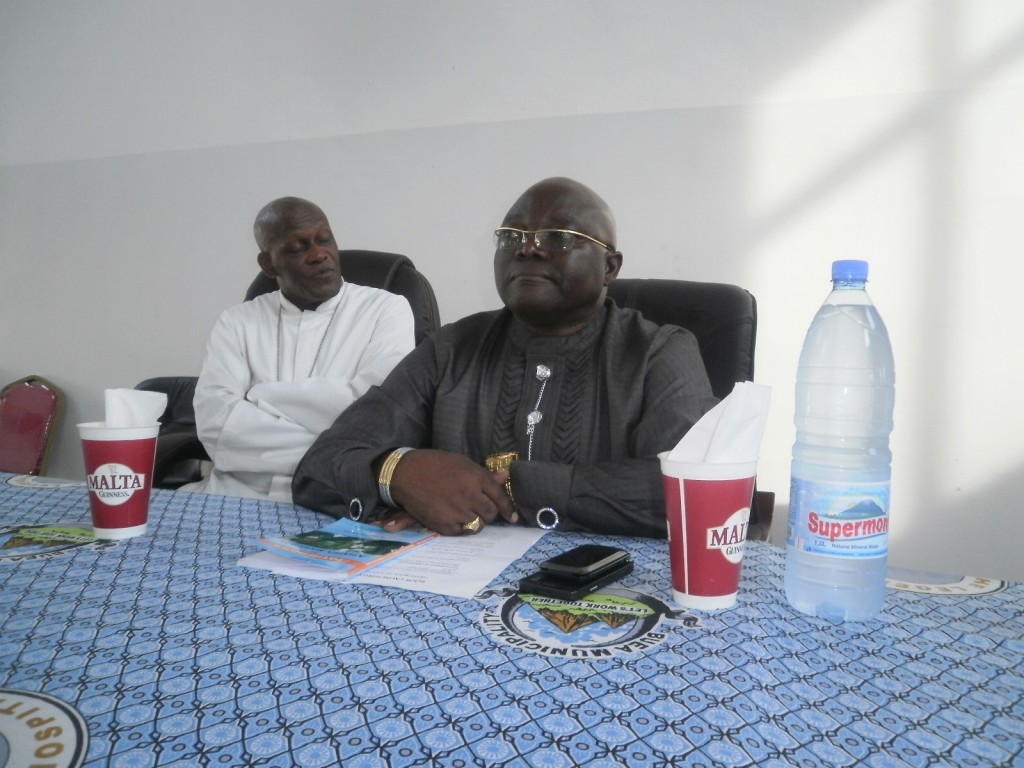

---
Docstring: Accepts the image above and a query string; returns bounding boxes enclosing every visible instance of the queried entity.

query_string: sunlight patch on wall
[751,0,928,104]
[742,1,1024,580]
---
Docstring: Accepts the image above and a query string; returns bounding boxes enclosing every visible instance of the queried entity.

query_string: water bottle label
[788,478,889,558]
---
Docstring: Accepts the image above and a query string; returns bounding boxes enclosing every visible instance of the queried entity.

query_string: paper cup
[78,422,160,539]
[659,453,757,610]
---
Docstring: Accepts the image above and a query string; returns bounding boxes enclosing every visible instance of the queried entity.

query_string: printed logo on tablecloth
[4,476,85,489]
[0,689,89,768]
[480,587,699,658]
[0,524,113,562]
[886,567,1007,595]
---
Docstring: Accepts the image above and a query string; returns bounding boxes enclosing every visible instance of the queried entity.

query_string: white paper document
[239,525,546,599]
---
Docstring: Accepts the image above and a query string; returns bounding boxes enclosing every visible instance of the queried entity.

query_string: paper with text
[239,525,546,598]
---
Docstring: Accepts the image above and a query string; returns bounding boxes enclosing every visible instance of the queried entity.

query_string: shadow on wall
[893,465,1024,583]
[753,10,1024,588]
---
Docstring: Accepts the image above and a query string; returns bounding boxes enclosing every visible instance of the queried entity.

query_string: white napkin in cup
[104,388,167,427]
[668,381,771,463]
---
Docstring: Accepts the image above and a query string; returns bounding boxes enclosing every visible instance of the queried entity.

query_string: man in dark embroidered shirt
[293,177,717,537]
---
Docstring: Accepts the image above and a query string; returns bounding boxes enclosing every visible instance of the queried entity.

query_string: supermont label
[808,511,888,542]
[789,477,890,558]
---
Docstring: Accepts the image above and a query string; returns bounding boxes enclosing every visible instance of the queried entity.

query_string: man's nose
[307,245,331,263]
[517,235,547,259]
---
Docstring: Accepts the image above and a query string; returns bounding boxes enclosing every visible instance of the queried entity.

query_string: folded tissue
[103,388,167,428]
[668,381,771,463]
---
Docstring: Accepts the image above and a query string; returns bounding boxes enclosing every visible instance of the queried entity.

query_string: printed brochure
[255,517,438,575]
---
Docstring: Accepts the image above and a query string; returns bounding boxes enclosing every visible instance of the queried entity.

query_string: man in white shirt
[182,197,415,502]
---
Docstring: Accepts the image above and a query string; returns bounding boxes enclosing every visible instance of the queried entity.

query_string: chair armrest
[153,432,210,490]
[747,489,775,542]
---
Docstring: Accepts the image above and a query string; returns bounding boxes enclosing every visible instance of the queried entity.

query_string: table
[1,473,1022,767]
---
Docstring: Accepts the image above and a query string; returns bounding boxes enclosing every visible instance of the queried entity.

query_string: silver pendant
[527,364,551,460]
[527,410,543,434]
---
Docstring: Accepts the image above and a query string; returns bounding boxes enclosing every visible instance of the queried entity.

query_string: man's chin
[314,277,343,297]
[510,305,564,332]
[504,284,558,311]
[509,299,600,336]
[287,281,342,310]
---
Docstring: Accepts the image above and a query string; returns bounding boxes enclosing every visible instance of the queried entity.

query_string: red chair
[0,375,65,475]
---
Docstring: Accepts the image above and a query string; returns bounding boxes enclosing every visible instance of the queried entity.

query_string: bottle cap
[832,260,868,281]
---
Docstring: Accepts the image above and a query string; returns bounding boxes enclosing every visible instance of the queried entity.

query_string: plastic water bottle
[784,260,895,622]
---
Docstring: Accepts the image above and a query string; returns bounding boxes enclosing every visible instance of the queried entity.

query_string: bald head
[494,177,622,336]
[253,197,328,253]
[254,197,342,310]
[500,177,617,250]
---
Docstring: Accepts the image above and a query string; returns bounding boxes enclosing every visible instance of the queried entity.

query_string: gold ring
[462,516,483,534]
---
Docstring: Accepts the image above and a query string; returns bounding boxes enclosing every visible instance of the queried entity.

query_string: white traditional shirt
[182,282,415,502]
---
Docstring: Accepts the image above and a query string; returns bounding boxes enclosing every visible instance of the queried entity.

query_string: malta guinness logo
[705,507,749,564]
[86,463,145,505]
[481,587,700,658]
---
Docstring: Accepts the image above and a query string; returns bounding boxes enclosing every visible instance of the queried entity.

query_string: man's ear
[604,251,623,285]
[257,251,277,278]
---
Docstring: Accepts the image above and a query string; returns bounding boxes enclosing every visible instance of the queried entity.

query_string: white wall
[3,0,1023,579]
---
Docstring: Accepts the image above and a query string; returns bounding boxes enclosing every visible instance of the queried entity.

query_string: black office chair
[244,250,439,346]
[141,250,440,490]
[607,278,774,540]
[133,376,207,489]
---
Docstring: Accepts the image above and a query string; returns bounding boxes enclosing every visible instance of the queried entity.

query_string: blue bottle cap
[832,260,868,281]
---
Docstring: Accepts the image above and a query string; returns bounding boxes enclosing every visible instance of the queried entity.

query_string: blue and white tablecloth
[1,474,1022,767]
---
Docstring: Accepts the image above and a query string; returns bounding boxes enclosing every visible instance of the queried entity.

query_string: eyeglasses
[493,227,615,253]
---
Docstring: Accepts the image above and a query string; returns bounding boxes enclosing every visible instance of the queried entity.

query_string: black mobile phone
[519,559,634,602]
[540,544,630,579]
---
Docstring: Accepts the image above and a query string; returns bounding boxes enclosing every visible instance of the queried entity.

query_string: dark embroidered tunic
[294,300,718,538]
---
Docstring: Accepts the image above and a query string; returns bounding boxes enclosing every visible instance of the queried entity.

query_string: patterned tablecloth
[1,474,1022,767]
